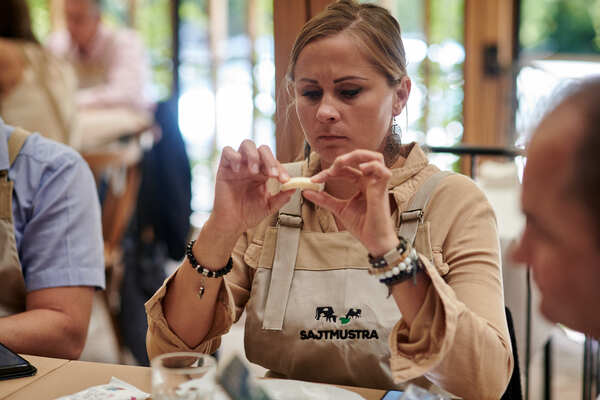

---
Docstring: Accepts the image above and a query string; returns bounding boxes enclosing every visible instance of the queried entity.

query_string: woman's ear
[392,76,411,116]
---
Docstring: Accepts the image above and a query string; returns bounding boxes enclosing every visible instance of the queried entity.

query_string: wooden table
[0,355,386,399]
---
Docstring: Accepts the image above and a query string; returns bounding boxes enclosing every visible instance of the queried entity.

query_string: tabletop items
[55,377,150,400]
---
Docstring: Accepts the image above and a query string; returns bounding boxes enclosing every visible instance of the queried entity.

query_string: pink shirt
[47,25,152,111]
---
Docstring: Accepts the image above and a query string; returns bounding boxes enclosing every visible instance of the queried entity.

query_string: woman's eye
[340,88,361,98]
[301,90,322,100]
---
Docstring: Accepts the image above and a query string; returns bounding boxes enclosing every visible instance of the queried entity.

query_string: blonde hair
[287,0,407,86]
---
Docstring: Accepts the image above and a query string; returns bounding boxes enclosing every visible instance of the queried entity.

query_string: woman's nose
[316,96,340,123]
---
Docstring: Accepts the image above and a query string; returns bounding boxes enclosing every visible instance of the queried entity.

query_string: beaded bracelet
[379,255,423,287]
[367,236,423,288]
[186,240,233,278]
[368,236,410,269]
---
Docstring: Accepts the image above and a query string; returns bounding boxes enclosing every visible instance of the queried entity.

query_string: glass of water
[151,352,217,400]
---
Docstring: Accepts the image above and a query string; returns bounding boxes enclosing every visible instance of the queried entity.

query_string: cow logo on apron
[299,306,378,340]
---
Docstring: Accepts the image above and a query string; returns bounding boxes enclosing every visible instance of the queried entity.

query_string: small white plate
[259,379,366,400]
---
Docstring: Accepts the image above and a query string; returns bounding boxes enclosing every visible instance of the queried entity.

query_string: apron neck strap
[262,160,305,330]
[398,170,453,245]
[8,128,31,167]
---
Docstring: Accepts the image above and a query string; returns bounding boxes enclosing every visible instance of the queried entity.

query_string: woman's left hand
[302,149,399,256]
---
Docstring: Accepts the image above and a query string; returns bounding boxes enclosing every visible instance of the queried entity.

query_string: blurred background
[24,0,600,223]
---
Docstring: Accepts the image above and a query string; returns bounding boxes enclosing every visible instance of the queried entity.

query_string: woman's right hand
[211,140,294,236]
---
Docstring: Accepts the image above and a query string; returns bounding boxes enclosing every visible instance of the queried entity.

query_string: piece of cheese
[280,177,324,191]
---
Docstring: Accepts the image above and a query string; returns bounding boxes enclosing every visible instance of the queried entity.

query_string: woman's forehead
[295,35,377,80]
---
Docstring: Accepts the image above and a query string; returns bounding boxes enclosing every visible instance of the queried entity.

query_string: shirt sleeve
[389,174,513,399]
[76,30,149,111]
[145,232,255,360]
[14,135,105,291]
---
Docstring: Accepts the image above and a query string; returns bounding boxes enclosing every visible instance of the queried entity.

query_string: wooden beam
[463,0,517,149]
[49,0,65,32]
[273,0,309,162]
[171,0,181,100]
[308,0,333,17]
[273,0,333,163]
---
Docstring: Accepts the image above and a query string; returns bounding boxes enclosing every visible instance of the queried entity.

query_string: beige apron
[0,128,30,317]
[244,161,450,389]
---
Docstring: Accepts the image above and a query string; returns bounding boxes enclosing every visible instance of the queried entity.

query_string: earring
[304,141,311,164]
[392,118,402,139]
[384,118,402,167]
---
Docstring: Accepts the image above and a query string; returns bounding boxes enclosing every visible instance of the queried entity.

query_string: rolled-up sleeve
[12,134,105,291]
[389,174,513,399]
[146,233,255,361]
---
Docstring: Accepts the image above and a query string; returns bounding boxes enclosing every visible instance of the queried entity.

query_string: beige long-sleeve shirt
[146,143,513,399]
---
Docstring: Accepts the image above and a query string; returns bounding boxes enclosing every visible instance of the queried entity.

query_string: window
[377,0,466,170]
[516,0,600,147]
[176,0,274,226]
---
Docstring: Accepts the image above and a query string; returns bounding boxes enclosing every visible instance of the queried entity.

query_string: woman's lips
[317,135,347,141]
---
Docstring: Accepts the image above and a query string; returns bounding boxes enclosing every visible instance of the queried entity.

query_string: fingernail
[271,167,279,177]
[251,164,259,174]
[282,171,290,180]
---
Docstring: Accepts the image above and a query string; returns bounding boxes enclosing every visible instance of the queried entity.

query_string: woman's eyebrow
[298,76,369,84]
[333,76,368,83]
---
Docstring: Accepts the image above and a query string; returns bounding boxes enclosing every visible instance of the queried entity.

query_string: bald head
[513,77,600,336]
[527,77,600,243]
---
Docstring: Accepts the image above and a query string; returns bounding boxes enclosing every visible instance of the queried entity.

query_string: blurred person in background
[0,0,77,145]
[0,115,104,359]
[49,0,190,367]
[512,76,600,338]
[47,0,153,150]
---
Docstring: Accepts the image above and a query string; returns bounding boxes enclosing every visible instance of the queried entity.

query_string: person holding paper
[146,1,512,397]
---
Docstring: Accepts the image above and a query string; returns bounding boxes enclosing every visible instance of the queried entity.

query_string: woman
[0,0,77,145]
[146,1,512,397]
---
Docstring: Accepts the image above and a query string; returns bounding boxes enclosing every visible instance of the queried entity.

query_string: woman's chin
[314,145,352,165]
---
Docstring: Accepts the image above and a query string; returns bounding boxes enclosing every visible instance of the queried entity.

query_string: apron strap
[1,128,30,183]
[8,128,31,167]
[262,161,304,330]
[398,171,453,245]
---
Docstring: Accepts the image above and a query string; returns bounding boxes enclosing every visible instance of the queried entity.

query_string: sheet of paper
[55,377,150,400]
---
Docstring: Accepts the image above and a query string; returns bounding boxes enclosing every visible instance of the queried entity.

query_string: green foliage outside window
[25,0,50,40]
[521,0,600,54]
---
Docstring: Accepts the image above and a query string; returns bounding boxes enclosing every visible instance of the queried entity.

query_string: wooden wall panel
[49,0,65,32]
[463,0,517,149]
[273,0,333,163]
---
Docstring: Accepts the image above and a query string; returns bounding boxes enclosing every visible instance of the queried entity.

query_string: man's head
[64,0,101,52]
[512,77,600,336]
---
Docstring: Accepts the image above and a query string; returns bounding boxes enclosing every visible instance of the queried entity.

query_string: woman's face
[293,33,410,168]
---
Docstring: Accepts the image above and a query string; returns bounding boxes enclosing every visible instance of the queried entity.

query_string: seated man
[0,116,104,359]
[47,0,153,150]
[512,76,600,338]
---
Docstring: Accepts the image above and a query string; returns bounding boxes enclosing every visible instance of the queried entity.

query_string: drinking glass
[151,352,217,400]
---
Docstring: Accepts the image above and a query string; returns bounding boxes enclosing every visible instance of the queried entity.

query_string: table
[0,355,386,400]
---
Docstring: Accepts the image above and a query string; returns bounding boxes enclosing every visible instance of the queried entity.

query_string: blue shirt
[0,118,105,291]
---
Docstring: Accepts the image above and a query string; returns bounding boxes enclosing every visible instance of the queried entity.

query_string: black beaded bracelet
[186,240,233,278]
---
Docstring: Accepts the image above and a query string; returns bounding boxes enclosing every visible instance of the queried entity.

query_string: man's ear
[392,76,411,116]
